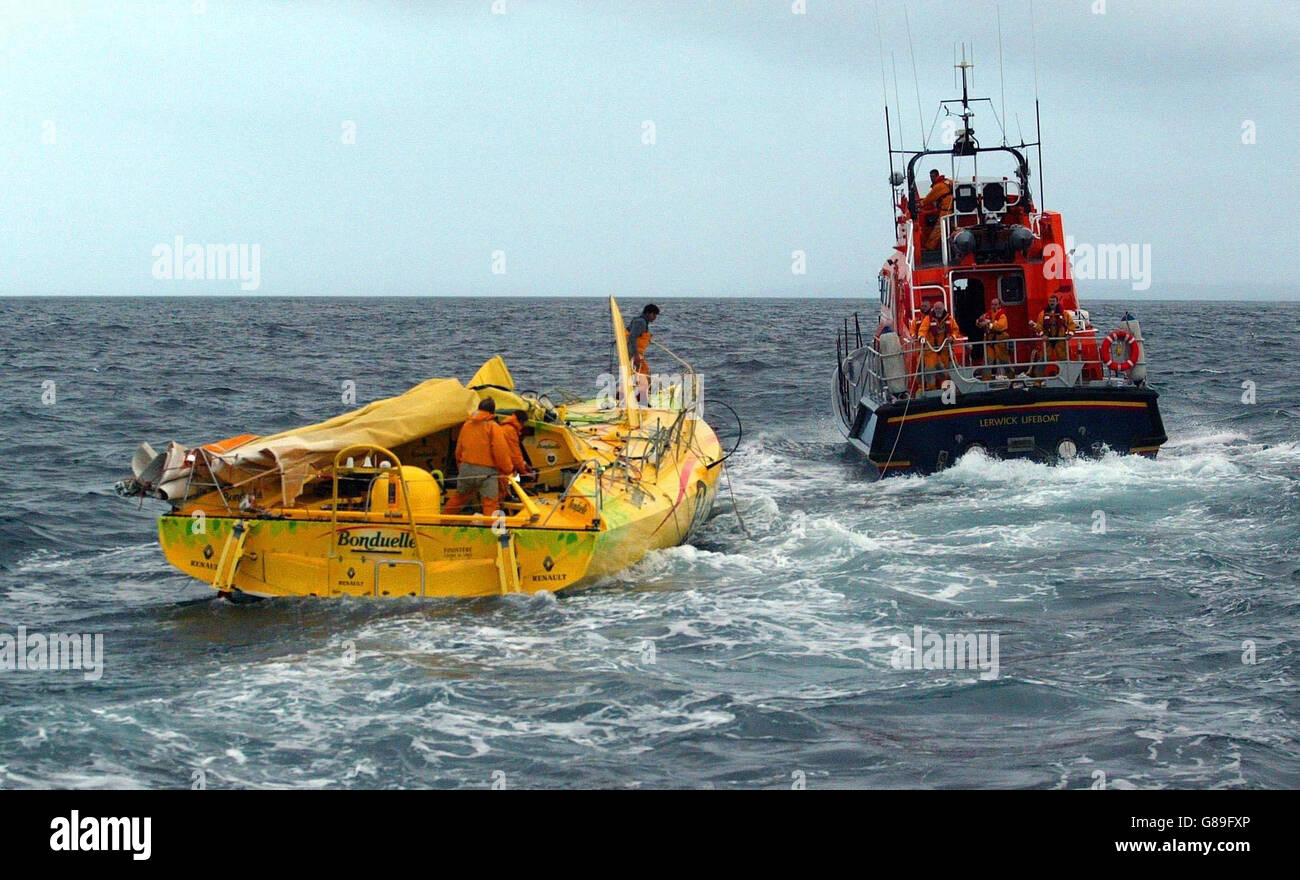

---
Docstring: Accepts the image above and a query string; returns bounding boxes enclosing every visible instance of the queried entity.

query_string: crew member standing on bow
[1030,294,1075,376]
[976,296,1011,378]
[626,303,659,405]
[444,398,515,517]
[919,302,961,392]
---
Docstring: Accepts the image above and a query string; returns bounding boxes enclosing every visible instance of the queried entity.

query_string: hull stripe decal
[886,400,1149,425]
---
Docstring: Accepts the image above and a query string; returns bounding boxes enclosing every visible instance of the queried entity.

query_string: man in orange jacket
[976,295,1011,377]
[920,169,953,250]
[499,412,535,485]
[626,304,658,404]
[445,398,515,516]
[918,301,961,391]
[907,300,933,340]
[1030,294,1075,376]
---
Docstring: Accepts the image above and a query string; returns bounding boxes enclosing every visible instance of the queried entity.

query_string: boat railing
[648,340,704,418]
[914,211,1048,268]
[329,445,426,565]
[541,458,604,528]
[632,340,703,458]
[840,329,1129,405]
[326,444,541,530]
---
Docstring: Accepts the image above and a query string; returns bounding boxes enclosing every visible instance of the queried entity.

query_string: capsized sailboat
[116,298,723,599]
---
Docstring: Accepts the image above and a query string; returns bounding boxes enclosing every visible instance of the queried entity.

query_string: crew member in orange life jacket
[444,398,515,517]
[498,411,535,484]
[920,169,953,250]
[918,301,960,391]
[1030,294,1075,374]
[907,300,933,340]
[625,303,659,404]
[976,295,1011,377]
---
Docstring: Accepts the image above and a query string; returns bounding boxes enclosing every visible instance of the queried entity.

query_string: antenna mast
[1030,0,1044,209]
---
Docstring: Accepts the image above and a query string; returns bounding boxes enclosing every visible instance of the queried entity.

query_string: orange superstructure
[832,51,1165,474]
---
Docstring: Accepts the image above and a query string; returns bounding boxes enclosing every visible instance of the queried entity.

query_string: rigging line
[924,104,944,151]
[982,102,1009,148]
[876,386,913,481]
[997,4,1008,146]
[721,460,751,539]
[903,6,926,149]
[891,52,904,152]
[872,0,890,109]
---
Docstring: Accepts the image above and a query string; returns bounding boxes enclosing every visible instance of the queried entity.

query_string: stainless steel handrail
[843,331,1120,403]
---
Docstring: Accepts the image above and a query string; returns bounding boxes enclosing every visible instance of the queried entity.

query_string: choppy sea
[0,296,1296,789]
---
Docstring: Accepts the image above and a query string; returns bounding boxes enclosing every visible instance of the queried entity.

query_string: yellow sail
[609,296,640,428]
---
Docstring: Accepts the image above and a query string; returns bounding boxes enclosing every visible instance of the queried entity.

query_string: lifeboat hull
[839,384,1166,475]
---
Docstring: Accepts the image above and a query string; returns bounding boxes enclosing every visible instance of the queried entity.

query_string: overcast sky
[2,0,1296,298]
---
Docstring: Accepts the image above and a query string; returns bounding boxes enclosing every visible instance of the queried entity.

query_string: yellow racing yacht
[115,298,724,599]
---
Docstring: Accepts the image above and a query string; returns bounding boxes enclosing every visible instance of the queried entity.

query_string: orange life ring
[1101,330,1140,372]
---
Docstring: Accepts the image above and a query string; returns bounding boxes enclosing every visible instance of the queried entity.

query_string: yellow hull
[159,421,721,599]
[134,298,726,600]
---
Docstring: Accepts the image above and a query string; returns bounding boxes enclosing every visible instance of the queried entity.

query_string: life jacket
[923,177,953,213]
[925,314,956,346]
[1041,307,1069,338]
[983,308,1009,340]
[626,315,652,366]
[455,410,513,473]
[498,414,530,474]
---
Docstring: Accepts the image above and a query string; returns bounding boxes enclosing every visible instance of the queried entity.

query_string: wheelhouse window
[998,273,1026,305]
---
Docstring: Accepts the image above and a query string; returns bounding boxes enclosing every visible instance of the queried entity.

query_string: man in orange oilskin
[445,398,515,516]
[920,169,953,250]
[919,301,961,391]
[976,295,1011,378]
[1030,294,1075,376]
[907,299,933,341]
[625,303,659,404]
[498,411,536,489]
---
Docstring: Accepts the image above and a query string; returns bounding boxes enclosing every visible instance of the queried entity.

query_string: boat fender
[1100,329,1140,373]
[878,332,908,394]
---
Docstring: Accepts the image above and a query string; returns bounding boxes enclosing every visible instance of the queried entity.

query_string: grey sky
[2,0,1296,298]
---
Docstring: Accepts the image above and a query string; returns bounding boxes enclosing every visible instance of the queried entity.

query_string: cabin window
[878,275,891,307]
[999,274,1026,305]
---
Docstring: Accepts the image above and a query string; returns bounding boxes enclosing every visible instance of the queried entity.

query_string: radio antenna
[891,53,904,151]
[1030,0,1044,208]
[872,0,889,111]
